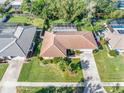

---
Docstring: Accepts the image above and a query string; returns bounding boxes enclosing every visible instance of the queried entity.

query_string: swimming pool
[111,25,124,28]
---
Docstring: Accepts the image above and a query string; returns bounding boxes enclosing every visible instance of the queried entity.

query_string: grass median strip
[17,86,84,93]
[0,63,8,80]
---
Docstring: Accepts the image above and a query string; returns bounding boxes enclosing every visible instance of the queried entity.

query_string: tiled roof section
[0,43,25,57]
[40,32,54,55]
[40,31,97,57]
[105,31,124,49]
[16,26,36,56]
[54,31,97,49]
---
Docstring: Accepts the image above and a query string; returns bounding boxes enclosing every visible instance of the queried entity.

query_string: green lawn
[105,87,124,93]
[18,57,83,82]
[0,63,8,80]
[17,86,84,93]
[8,16,30,23]
[94,45,124,82]
[8,16,44,28]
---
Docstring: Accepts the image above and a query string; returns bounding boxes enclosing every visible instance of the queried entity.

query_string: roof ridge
[80,33,96,48]
[54,44,66,57]
[54,38,66,56]
[15,41,27,56]
[41,33,55,56]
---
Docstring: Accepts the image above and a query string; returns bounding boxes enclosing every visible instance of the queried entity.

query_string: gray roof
[0,0,7,4]
[51,24,77,32]
[0,25,36,57]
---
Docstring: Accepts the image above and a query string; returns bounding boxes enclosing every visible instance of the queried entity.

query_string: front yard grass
[105,87,124,93]
[17,86,84,93]
[0,63,8,80]
[18,57,83,82]
[94,45,124,82]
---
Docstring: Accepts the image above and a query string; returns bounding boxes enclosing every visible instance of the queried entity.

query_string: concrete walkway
[3,81,84,87]
[0,59,24,93]
[80,51,107,93]
[102,82,124,87]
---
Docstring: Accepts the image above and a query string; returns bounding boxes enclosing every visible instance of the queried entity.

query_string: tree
[95,0,116,18]
[31,0,85,21]
[58,60,66,71]
[21,0,31,12]
[0,6,4,16]
[69,63,77,73]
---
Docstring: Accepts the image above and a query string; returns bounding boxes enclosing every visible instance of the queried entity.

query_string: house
[10,0,23,9]
[118,0,124,9]
[51,24,77,32]
[0,0,7,5]
[104,19,124,53]
[40,31,97,59]
[0,24,36,60]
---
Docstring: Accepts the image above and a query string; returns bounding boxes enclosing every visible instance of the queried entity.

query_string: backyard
[18,57,83,82]
[17,86,84,93]
[8,16,44,28]
[0,63,8,80]
[94,44,124,82]
[8,16,30,23]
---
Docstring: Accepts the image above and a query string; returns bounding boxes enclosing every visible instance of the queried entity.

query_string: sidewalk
[3,81,84,87]
[102,82,124,86]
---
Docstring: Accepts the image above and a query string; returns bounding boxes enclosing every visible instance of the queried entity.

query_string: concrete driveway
[80,51,107,93]
[0,59,24,93]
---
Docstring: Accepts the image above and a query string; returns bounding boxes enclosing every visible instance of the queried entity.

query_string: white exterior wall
[43,57,54,59]
[12,56,26,60]
[108,43,124,53]
[0,56,4,59]
[108,44,112,50]
[0,56,26,61]
[116,49,124,53]
[74,49,93,51]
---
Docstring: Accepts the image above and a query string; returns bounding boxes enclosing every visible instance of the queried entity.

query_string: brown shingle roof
[40,31,97,57]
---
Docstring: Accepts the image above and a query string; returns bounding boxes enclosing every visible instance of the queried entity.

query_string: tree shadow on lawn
[80,59,90,70]
[36,86,84,93]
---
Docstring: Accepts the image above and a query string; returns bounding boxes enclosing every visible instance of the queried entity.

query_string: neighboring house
[40,31,97,59]
[104,19,124,53]
[10,0,23,9]
[118,0,124,9]
[0,24,36,60]
[51,24,77,32]
[0,0,7,5]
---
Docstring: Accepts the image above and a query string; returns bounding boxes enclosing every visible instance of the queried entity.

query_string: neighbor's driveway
[0,59,24,93]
